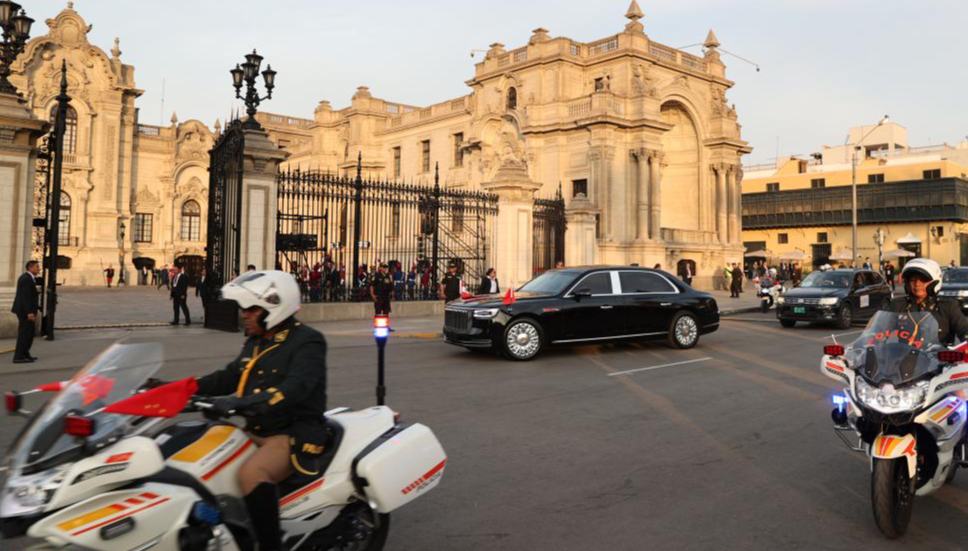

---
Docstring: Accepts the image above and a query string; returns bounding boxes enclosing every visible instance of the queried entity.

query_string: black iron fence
[277,157,499,303]
[532,187,566,275]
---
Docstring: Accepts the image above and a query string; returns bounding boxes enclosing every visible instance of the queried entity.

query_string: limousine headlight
[818,297,839,306]
[473,308,500,319]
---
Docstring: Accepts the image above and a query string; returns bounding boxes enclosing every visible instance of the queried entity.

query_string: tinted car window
[573,272,612,295]
[800,271,851,288]
[864,272,883,286]
[852,273,865,289]
[619,271,675,293]
[943,269,968,283]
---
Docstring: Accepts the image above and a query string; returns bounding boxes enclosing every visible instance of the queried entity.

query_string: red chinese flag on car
[104,377,198,418]
[460,280,472,300]
[502,287,516,305]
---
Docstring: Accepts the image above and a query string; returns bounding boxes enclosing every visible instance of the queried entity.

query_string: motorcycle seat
[277,418,344,496]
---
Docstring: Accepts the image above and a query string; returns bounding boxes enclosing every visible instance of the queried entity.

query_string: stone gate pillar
[0,94,47,337]
[240,126,288,272]
[565,193,599,267]
[482,161,540,289]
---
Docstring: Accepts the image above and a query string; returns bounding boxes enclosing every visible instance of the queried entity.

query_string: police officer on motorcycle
[195,270,327,551]
[885,258,968,345]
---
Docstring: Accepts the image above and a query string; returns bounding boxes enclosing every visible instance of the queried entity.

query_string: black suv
[776,269,892,329]
[939,267,968,314]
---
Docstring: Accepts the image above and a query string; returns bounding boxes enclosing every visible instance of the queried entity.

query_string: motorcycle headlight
[854,378,928,414]
[776,296,785,305]
[5,465,68,509]
[818,297,839,306]
[473,308,499,319]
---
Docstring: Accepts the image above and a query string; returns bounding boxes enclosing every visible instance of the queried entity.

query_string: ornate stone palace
[13,1,750,288]
[11,3,213,285]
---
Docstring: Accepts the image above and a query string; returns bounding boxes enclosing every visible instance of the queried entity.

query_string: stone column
[240,126,288,271]
[715,163,727,244]
[635,148,650,241]
[649,150,664,240]
[0,94,48,337]
[565,193,599,266]
[482,161,541,289]
[727,165,740,244]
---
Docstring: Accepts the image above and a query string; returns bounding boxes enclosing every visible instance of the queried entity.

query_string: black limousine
[443,266,720,360]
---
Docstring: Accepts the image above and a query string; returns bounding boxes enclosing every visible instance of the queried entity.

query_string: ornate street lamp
[231,49,275,128]
[0,2,33,95]
[118,221,126,286]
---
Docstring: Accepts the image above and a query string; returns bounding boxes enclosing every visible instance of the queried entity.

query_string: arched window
[180,200,201,241]
[58,191,71,244]
[49,105,78,155]
[506,87,517,110]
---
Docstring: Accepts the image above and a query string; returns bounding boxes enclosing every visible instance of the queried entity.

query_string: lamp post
[0,2,33,96]
[873,227,886,272]
[850,115,890,265]
[118,221,126,287]
[230,49,276,129]
[373,315,390,405]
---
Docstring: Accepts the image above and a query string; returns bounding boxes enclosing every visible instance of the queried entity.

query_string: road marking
[824,330,863,341]
[608,357,712,377]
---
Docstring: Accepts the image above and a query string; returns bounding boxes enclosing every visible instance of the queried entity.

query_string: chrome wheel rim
[506,322,540,358]
[675,316,698,346]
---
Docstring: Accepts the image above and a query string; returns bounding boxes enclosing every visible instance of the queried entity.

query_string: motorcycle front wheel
[871,457,914,539]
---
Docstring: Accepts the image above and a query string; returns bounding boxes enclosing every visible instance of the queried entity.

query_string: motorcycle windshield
[4,342,163,476]
[845,311,942,385]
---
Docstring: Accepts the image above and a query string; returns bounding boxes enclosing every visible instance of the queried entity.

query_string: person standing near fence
[104,264,115,288]
[440,262,462,302]
[11,260,40,364]
[170,265,191,326]
[478,268,499,294]
[370,262,393,315]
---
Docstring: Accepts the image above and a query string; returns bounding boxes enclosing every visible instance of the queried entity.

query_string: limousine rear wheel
[503,318,543,361]
[668,311,699,349]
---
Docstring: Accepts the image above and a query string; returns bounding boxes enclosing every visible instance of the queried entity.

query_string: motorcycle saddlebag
[353,423,447,513]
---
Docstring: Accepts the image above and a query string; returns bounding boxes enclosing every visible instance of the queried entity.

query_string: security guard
[195,270,327,551]
[370,262,393,315]
[440,262,462,302]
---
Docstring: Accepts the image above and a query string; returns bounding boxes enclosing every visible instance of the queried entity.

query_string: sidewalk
[706,287,763,315]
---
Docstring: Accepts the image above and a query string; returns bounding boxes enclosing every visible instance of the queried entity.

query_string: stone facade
[261,2,752,288]
[10,4,214,286]
[10,2,751,290]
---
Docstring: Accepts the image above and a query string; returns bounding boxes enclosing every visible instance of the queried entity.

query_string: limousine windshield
[517,270,580,294]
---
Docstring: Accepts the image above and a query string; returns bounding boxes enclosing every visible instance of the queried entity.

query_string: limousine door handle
[600,305,614,310]
[660,302,672,307]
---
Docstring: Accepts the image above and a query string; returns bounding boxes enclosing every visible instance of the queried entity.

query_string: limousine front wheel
[668,311,699,349]
[503,318,543,361]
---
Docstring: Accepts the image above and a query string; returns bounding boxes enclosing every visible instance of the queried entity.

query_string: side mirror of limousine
[573,289,592,300]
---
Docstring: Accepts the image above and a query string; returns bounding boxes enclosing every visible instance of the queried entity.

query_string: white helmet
[221,270,301,330]
[900,258,943,296]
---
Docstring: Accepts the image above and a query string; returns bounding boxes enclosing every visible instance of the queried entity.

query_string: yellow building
[742,122,968,270]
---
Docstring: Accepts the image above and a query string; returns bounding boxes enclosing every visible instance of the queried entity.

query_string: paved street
[4,312,966,550]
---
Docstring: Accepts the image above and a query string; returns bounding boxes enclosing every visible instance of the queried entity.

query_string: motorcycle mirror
[824,344,845,357]
[64,414,96,437]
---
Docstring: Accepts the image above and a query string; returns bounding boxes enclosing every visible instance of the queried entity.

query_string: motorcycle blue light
[190,501,221,526]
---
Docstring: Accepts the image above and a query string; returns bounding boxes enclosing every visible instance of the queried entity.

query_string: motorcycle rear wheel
[871,457,914,539]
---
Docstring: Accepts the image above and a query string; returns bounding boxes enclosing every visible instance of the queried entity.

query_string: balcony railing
[742,177,968,229]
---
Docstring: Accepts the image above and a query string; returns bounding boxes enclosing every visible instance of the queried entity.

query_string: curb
[719,306,763,317]
[57,322,198,330]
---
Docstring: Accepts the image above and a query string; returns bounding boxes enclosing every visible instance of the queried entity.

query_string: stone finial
[352,86,372,100]
[625,0,645,33]
[67,1,74,9]
[214,118,221,133]
[486,42,506,60]
[704,29,720,49]
[170,111,178,125]
[315,100,332,112]
[111,37,121,59]
[529,27,550,44]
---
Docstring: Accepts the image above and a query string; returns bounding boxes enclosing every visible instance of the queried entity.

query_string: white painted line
[608,357,713,377]
[825,330,863,341]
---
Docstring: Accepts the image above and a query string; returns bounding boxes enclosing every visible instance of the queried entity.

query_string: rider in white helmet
[195,270,328,551]
[887,258,968,345]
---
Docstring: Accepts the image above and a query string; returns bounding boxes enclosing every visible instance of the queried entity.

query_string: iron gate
[204,118,245,330]
[532,188,566,275]
[276,158,498,302]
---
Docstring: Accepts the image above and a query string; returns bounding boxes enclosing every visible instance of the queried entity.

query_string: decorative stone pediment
[44,4,92,48]
[135,186,161,206]
[175,176,205,200]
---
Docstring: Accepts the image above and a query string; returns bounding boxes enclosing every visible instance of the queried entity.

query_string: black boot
[244,482,282,551]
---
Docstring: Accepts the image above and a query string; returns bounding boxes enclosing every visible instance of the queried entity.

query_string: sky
[26,0,968,165]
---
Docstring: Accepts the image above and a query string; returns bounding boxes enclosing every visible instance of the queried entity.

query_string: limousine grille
[445,309,473,333]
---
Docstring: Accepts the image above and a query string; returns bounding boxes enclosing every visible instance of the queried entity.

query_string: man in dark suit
[170,265,191,325]
[478,267,500,295]
[11,260,40,363]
